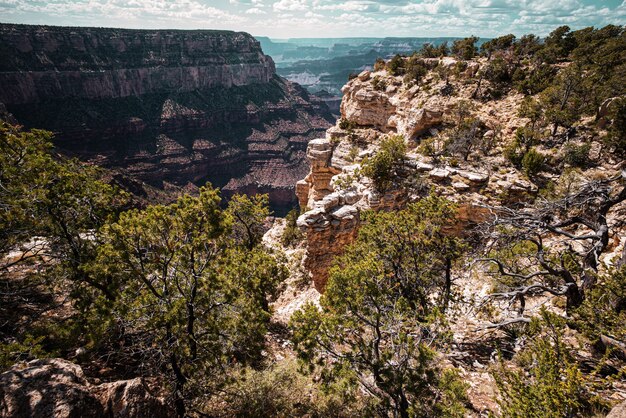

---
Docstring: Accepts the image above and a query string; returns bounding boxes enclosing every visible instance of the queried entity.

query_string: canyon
[0,24,334,212]
[1,23,626,417]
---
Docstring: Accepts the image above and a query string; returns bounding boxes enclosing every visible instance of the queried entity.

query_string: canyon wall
[0,25,276,104]
[296,62,530,290]
[0,24,334,211]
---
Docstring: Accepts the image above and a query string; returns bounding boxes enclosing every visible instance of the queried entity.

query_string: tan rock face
[339,64,449,139]
[297,205,361,291]
[0,359,104,418]
[296,138,341,209]
[296,133,409,289]
[0,359,174,418]
[95,378,173,418]
[341,87,397,130]
[607,400,626,418]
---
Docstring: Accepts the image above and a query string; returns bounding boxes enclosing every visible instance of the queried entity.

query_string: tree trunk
[170,355,187,417]
[565,283,583,312]
[472,76,483,99]
[552,122,559,137]
[443,258,452,312]
[398,390,410,418]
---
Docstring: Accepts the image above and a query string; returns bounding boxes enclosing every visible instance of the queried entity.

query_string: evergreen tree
[291,195,467,417]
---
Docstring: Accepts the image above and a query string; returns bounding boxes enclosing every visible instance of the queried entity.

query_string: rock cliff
[0,24,334,212]
[296,58,623,290]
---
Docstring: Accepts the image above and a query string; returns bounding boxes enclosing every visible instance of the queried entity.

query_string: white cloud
[1,0,624,38]
[6,0,245,24]
[316,1,378,12]
[273,0,309,12]
[246,7,267,14]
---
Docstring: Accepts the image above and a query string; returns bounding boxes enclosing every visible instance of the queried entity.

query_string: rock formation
[296,130,408,290]
[296,58,546,290]
[0,358,173,418]
[341,70,444,139]
[0,24,335,212]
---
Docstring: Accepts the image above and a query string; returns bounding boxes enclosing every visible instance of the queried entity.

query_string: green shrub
[338,118,357,131]
[513,64,556,95]
[420,42,449,59]
[480,34,516,56]
[504,142,524,167]
[0,335,48,371]
[437,41,450,57]
[403,56,428,84]
[521,147,545,176]
[387,54,405,76]
[505,127,541,167]
[361,135,407,192]
[518,97,543,125]
[575,265,626,350]
[201,360,371,417]
[418,136,439,157]
[492,310,606,418]
[373,58,386,72]
[453,61,468,77]
[420,43,438,58]
[452,36,479,60]
[445,116,486,161]
[563,142,591,167]
[281,208,303,247]
[347,145,359,162]
[483,55,512,84]
[372,75,387,91]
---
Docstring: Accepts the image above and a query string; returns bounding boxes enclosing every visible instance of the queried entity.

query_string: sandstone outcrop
[341,70,444,139]
[0,24,335,212]
[0,358,173,418]
[95,378,172,418]
[296,57,535,289]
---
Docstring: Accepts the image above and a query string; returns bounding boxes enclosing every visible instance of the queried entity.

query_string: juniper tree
[479,172,626,318]
[94,187,286,416]
[291,195,467,418]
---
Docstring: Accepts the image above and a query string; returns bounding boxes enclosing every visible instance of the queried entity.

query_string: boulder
[457,170,489,183]
[0,359,174,418]
[429,167,452,180]
[0,359,104,418]
[452,181,471,191]
[96,378,172,418]
[607,400,626,418]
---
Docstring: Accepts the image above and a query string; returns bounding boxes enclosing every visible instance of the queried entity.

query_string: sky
[0,0,625,39]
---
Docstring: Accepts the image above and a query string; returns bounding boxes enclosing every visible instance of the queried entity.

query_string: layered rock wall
[0,24,334,211]
[0,25,275,104]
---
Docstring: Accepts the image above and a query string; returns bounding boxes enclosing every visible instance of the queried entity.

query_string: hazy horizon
[0,0,624,39]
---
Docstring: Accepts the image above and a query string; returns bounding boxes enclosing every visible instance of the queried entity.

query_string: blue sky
[0,0,624,38]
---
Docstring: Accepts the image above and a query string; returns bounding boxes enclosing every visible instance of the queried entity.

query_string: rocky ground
[286,55,626,415]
